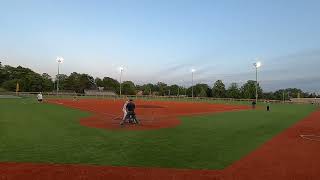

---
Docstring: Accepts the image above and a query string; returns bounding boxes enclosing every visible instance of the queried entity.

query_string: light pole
[185,86,187,97]
[180,80,186,97]
[253,61,261,103]
[56,56,64,95]
[191,69,196,98]
[177,86,180,97]
[119,66,124,97]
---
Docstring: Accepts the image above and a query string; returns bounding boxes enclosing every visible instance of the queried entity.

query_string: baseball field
[1,97,319,180]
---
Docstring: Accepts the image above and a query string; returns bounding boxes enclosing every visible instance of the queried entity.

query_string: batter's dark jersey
[126,102,136,112]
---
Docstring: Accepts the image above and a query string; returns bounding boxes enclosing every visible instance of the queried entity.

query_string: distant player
[251,100,256,109]
[266,100,270,111]
[37,92,43,103]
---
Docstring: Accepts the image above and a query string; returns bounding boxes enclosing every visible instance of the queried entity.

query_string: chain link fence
[0,91,295,104]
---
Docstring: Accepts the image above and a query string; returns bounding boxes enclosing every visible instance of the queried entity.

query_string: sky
[0,0,320,92]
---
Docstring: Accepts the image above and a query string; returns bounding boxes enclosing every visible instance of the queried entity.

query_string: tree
[212,80,226,98]
[274,89,287,101]
[187,84,211,97]
[41,73,54,91]
[0,62,313,99]
[155,82,167,96]
[284,88,304,98]
[95,77,104,87]
[0,62,8,85]
[273,88,303,100]
[168,84,179,96]
[306,92,317,98]
[226,83,241,98]
[121,81,136,95]
[241,80,263,99]
[2,79,19,91]
[0,65,50,92]
[54,74,68,91]
[141,83,154,95]
[64,73,95,93]
[64,72,81,92]
[102,77,120,93]
[198,88,207,97]
[79,74,95,92]
[179,86,187,96]
[262,92,275,100]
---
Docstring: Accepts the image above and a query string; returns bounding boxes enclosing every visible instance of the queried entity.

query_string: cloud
[139,50,320,91]
[155,63,192,75]
[262,76,320,92]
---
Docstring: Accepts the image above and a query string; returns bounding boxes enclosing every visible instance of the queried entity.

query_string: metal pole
[57,62,60,95]
[178,86,180,97]
[255,67,258,103]
[185,87,187,97]
[192,71,194,98]
[119,69,123,97]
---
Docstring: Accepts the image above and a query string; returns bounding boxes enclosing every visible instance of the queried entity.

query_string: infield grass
[0,98,316,169]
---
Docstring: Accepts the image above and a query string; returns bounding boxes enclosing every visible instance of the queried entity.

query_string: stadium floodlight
[119,66,124,96]
[56,56,64,95]
[254,61,261,68]
[56,56,64,64]
[253,61,262,103]
[191,68,196,98]
[119,66,124,72]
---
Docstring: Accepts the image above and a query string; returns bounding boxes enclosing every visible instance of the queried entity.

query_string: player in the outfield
[251,100,256,109]
[37,92,43,103]
[266,100,270,111]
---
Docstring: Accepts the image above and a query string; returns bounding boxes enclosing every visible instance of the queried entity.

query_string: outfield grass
[40,94,254,105]
[0,98,316,169]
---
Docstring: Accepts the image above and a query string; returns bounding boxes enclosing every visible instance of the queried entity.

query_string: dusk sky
[1,0,319,92]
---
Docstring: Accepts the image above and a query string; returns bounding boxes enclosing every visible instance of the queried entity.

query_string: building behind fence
[84,90,117,96]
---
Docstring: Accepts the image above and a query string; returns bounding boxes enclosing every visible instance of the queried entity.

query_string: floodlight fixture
[56,56,64,64]
[253,61,261,68]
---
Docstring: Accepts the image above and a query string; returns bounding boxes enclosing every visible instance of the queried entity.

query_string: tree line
[0,62,318,100]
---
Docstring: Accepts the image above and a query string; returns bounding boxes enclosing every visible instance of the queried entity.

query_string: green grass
[0,98,316,169]
[40,94,254,105]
